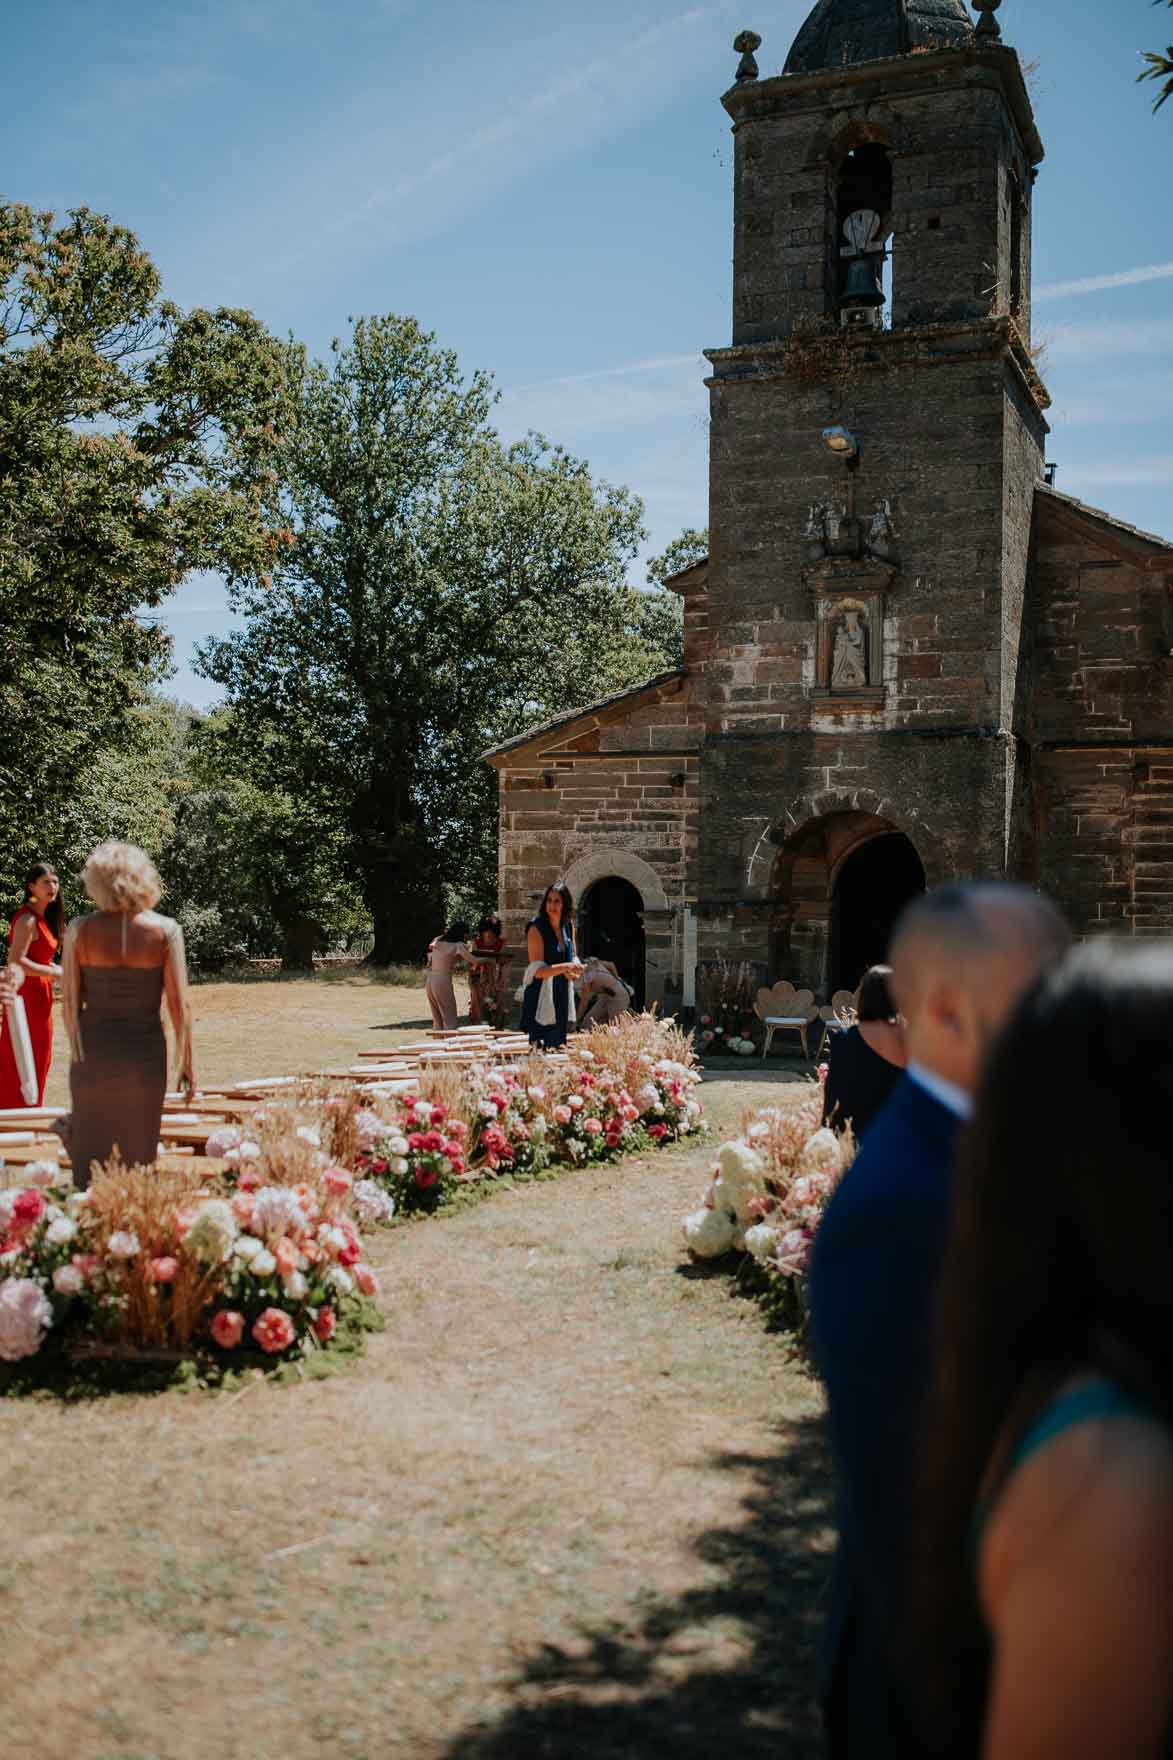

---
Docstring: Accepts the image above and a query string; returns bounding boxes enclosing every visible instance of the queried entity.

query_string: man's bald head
[888,883,1070,1092]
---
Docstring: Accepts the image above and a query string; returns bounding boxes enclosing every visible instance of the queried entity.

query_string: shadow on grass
[444,1413,832,1760]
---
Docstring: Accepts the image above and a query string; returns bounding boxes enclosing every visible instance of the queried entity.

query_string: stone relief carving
[804,499,897,565]
[831,605,869,688]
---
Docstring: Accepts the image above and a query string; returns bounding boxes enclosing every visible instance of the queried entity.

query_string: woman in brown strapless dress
[60,842,195,1187]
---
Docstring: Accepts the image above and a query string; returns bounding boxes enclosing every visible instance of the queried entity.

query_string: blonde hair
[81,841,162,913]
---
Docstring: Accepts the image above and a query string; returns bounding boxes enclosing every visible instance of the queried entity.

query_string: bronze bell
[840,255,885,310]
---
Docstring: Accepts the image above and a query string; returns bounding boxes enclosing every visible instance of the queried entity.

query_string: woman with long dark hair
[0,861,64,1106]
[913,939,1173,1759]
[519,883,582,1049]
[821,963,906,1138]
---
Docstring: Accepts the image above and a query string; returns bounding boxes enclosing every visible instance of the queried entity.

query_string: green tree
[1139,0,1173,108]
[164,713,369,971]
[0,202,296,893]
[198,316,676,963]
[646,525,708,587]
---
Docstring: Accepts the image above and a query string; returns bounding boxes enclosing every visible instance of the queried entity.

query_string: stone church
[485,0,1173,1010]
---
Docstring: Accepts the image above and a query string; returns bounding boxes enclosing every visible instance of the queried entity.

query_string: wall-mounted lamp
[822,425,860,465]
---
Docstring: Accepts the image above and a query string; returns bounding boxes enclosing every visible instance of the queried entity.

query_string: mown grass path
[0,1076,831,1760]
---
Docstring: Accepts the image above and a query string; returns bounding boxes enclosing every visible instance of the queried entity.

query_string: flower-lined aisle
[680,1073,853,1333]
[0,1015,703,1380]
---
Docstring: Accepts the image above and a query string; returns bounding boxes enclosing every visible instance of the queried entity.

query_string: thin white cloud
[1035,261,1173,303]
[326,5,711,247]
[506,353,703,395]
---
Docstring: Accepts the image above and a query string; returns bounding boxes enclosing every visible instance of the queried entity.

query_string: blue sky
[6,0,1171,706]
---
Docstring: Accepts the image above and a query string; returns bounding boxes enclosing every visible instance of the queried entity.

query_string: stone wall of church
[695,727,1013,991]
[705,340,1042,745]
[1030,519,1173,936]
[493,690,702,1006]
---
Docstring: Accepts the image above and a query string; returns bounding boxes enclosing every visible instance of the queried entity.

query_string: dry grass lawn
[6,979,832,1760]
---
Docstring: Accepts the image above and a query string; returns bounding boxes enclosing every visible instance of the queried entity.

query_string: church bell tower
[698,0,1049,990]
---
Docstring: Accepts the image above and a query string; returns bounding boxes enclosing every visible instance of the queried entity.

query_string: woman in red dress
[0,862,64,1106]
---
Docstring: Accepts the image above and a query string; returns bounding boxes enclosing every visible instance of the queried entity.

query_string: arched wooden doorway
[580,876,646,1008]
[770,810,926,995]
[830,831,925,991]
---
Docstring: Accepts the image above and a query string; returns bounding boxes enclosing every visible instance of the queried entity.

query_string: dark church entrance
[830,832,925,993]
[580,876,646,1008]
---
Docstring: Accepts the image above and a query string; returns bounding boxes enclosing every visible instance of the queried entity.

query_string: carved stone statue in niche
[831,606,869,688]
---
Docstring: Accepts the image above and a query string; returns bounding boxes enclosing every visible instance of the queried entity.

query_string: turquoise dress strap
[974,1378,1157,1545]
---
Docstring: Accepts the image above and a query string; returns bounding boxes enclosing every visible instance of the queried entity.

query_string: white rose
[296,1125,321,1147]
[234,1234,264,1262]
[527,1086,546,1102]
[46,1217,77,1246]
[393,1158,409,1176]
[387,1135,409,1156]
[682,1206,736,1258]
[0,1278,53,1360]
[283,1270,308,1301]
[107,1230,140,1260]
[250,1249,277,1277]
[52,1264,85,1295]
[325,1266,353,1296]
[800,1128,843,1178]
[744,1223,781,1263]
[24,1160,61,1190]
[237,1139,262,1161]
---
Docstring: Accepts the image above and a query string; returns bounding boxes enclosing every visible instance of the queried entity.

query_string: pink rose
[553,1106,572,1125]
[583,1117,603,1135]
[430,1104,448,1126]
[210,1309,245,1350]
[647,1123,670,1141]
[313,1307,337,1343]
[323,1166,352,1196]
[354,1263,379,1296]
[232,1194,256,1226]
[13,1189,46,1226]
[252,1307,296,1354]
[446,1119,468,1139]
[274,1238,301,1279]
[148,1256,178,1284]
[336,1234,361,1267]
[415,1166,438,1190]
[237,1164,263,1192]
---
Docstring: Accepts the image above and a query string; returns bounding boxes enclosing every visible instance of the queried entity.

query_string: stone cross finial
[972,0,1002,39]
[733,29,762,81]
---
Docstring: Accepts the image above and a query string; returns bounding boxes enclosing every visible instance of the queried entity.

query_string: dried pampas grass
[86,1158,222,1351]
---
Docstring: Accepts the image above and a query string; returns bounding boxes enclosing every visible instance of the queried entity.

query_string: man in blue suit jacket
[809,884,1070,1757]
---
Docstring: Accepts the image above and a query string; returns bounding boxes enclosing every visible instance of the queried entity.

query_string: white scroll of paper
[3,995,38,1105]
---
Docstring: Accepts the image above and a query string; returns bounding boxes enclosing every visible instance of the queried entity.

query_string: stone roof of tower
[784,0,974,74]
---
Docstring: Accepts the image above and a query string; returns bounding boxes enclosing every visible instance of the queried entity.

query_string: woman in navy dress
[519,884,582,1049]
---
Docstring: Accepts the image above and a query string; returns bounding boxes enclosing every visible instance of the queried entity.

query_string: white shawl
[517,961,578,1028]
